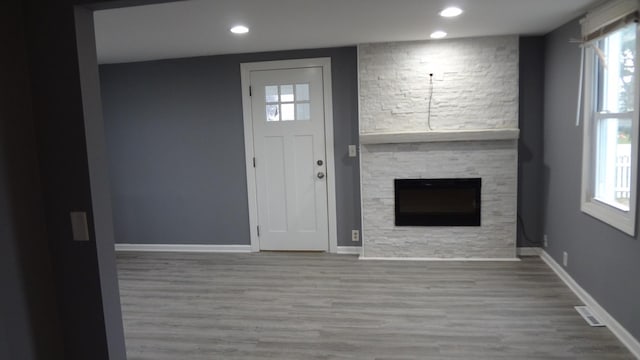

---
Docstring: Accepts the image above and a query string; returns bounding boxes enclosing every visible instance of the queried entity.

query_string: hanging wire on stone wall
[426,74,434,131]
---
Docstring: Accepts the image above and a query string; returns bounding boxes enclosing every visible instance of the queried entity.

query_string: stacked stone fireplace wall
[359,36,519,259]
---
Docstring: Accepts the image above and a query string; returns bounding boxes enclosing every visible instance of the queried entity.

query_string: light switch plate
[70,211,90,241]
[348,145,357,157]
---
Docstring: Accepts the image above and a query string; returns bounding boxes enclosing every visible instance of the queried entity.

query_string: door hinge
[249,86,252,96]
[253,157,256,167]
[257,225,260,236]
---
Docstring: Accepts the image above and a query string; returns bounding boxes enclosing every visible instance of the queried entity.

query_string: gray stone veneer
[359,36,519,258]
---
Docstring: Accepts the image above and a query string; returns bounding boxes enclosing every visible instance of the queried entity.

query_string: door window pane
[266,105,279,122]
[265,86,279,103]
[281,103,295,121]
[281,85,294,102]
[295,84,309,101]
[263,83,312,122]
[296,103,310,120]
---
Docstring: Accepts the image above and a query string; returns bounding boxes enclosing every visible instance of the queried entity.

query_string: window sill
[593,196,630,212]
[581,200,636,236]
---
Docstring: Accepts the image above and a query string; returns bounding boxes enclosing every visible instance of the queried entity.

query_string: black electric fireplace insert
[394,178,481,226]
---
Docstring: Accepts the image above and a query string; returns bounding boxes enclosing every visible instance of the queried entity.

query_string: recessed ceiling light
[430,31,447,39]
[440,7,463,18]
[230,25,249,34]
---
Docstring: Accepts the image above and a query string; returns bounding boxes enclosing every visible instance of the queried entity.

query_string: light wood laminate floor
[116,252,633,359]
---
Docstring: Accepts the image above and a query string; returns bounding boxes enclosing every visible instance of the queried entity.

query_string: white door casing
[240,58,337,252]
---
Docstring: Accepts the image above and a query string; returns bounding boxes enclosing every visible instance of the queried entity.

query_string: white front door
[249,67,329,251]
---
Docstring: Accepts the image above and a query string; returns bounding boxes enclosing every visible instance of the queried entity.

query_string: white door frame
[240,58,337,253]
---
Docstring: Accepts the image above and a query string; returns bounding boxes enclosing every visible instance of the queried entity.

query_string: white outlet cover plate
[348,145,357,157]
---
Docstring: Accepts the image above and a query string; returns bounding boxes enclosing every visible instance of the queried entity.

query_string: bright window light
[440,7,463,17]
[430,31,447,39]
[230,25,249,34]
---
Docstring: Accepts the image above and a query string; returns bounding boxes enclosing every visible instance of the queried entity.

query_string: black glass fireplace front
[394,178,481,226]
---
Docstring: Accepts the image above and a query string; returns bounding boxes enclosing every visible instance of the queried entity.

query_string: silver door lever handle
[317,172,325,179]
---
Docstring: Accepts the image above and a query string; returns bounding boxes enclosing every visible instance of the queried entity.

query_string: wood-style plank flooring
[116,252,633,359]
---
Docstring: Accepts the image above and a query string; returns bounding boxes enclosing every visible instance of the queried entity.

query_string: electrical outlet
[351,230,360,242]
[348,145,357,157]
[563,251,569,267]
[543,234,548,248]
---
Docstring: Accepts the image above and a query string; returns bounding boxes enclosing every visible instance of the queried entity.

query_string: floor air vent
[575,306,605,327]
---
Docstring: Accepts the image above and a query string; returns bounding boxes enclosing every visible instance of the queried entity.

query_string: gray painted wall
[518,37,545,247]
[99,47,361,246]
[544,19,640,340]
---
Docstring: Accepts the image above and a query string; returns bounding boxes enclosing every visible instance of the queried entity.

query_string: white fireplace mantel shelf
[359,128,520,145]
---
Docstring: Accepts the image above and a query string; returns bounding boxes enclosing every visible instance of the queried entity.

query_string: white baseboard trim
[336,246,362,255]
[115,244,252,253]
[517,247,542,256]
[540,250,640,359]
[117,244,364,255]
[358,256,520,262]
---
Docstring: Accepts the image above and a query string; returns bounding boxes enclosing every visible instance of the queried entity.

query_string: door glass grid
[265,84,311,122]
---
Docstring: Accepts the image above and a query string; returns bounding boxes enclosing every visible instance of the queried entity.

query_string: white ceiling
[94,0,599,64]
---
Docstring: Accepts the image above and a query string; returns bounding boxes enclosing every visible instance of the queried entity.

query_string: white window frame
[581,14,640,236]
